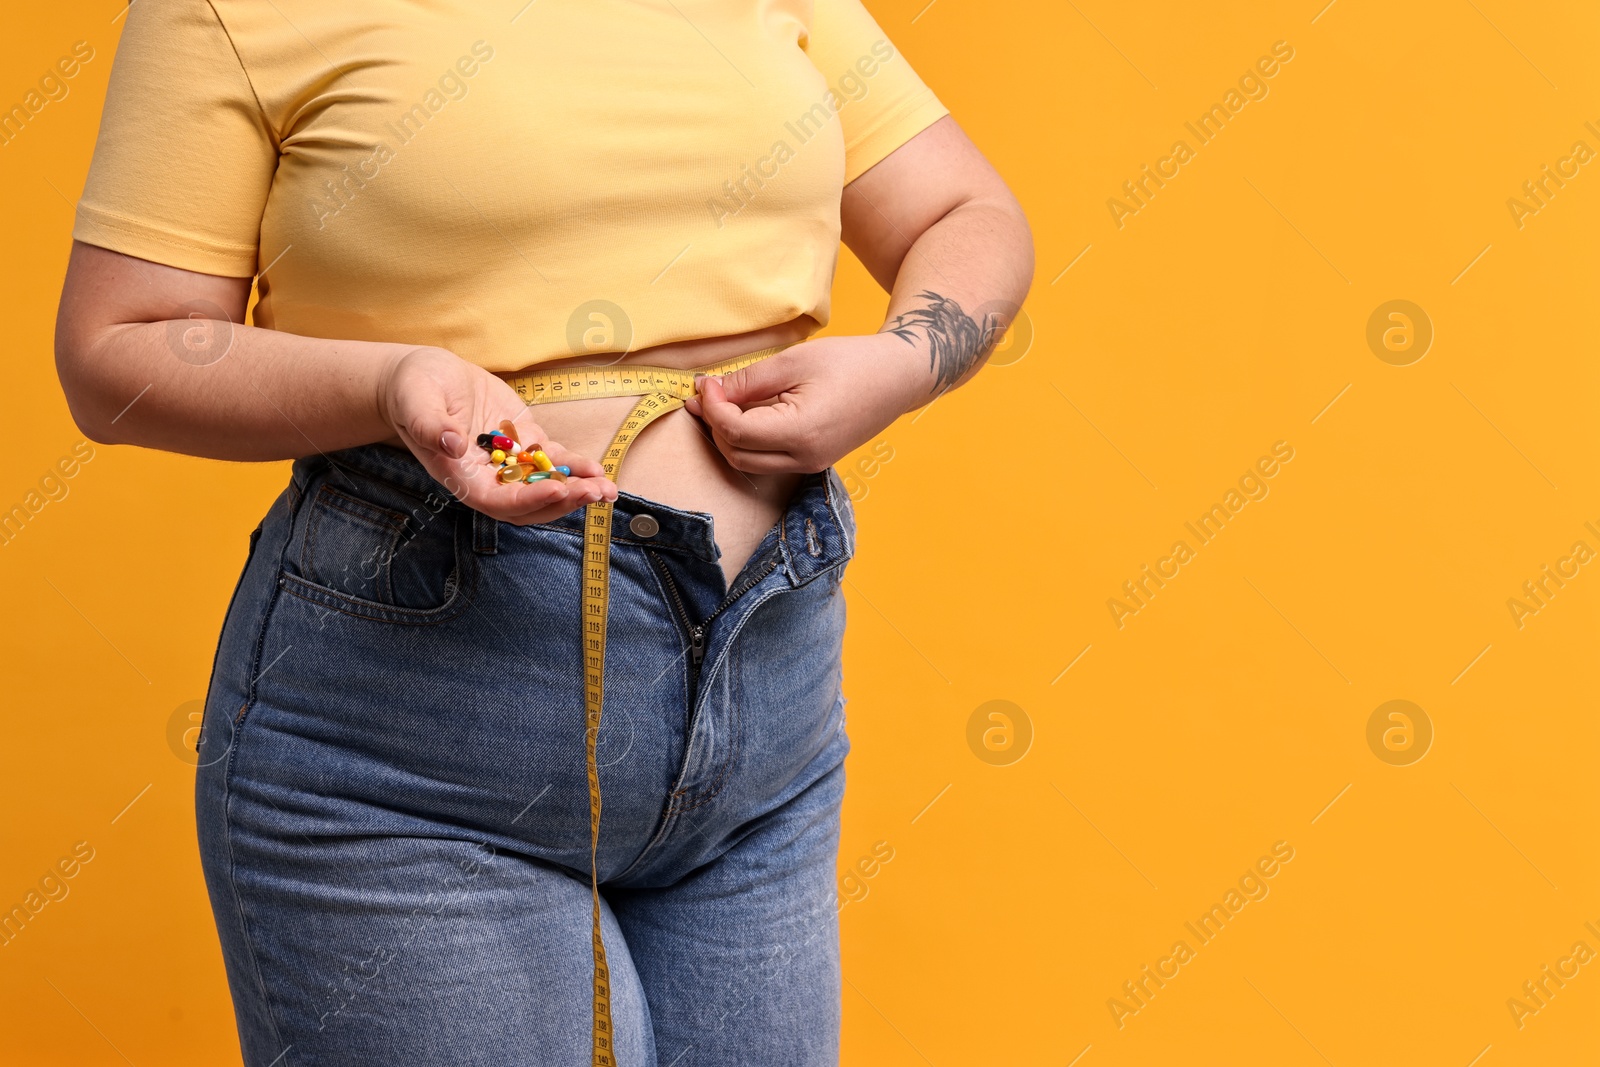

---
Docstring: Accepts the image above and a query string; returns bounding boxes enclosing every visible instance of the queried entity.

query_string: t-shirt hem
[842,90,950,186]
[72,202,259,278]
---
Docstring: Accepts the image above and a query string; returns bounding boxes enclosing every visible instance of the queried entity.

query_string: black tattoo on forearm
[886,291,1008,397]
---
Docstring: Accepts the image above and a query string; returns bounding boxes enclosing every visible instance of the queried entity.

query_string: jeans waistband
[294,442,857,579]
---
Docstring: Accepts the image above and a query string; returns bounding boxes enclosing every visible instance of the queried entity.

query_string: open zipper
[649,552,779,687]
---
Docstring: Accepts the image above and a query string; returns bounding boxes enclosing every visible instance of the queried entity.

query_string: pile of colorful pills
[477,420,572,485]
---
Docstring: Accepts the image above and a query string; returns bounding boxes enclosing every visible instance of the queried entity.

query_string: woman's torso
[78,0,938,571]
[219,0,853,373]
[209,1,860,574]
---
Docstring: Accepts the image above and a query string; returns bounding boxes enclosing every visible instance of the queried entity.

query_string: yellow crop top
[72,0,949,373]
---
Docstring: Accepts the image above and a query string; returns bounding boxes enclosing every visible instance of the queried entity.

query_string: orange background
[3,1,1599,1064]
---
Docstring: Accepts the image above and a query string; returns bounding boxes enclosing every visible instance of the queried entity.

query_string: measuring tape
[505,340,796,1066]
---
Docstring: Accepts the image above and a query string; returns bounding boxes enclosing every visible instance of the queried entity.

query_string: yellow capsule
[498,464,526,483]
[532,450,554,472]
[490,449,506,464]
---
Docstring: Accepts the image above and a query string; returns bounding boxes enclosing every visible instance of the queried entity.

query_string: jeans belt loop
[471,508,499,555]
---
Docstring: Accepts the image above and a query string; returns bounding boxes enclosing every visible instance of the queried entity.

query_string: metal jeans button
[629,513,660,538]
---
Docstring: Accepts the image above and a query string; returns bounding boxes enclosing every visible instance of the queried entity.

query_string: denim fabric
[194,442,856,1066]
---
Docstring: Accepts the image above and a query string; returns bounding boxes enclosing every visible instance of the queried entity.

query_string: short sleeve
[73,0,277,278]
[804,0,950,186]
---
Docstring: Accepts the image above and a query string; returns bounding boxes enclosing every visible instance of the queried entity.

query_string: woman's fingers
[469,408,615,498]
[386,354,616,524]
[495,477,616,525]
[547,444,607,481]
[694,376,803,452]
[438,430,468,459]
[460,475,614,525]
[393,404,461,464]
[713,350,798,405]
[418,381,486,464]
[689,380,818,472]
[433,421,615,524]
[714,445,806,475]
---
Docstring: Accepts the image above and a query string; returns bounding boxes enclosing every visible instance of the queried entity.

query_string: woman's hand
[378,347,617,523]
[682,333,931,474]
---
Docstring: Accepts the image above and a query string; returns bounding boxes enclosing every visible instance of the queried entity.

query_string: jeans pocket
[278,478,477,625]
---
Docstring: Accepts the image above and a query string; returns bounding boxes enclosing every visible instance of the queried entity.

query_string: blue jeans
[194,442,856,1066]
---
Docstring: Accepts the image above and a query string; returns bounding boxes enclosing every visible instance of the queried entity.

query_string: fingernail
[440,430,463,457]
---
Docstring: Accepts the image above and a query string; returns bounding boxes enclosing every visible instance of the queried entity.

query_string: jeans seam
[823,466,856,559]
[277,577,471,626]
[610,796,682,884]
[195,520,264,758]
[671,600,749,814]
[220,477,300,1064]
[638,552,693,713]
[607,549,697,883]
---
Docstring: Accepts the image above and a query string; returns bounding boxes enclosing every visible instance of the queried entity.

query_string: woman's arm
[685,115,1035,472]
[841,114,1035,399]
[58,241,410,459]
[54,241,613,520]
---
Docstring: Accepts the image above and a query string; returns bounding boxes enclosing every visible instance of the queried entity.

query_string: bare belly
[497,315,817,585]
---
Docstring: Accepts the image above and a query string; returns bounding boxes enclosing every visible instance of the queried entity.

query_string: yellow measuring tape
[505,341,795,1066]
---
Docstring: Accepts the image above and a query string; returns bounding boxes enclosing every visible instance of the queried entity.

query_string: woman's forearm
[56,243,412,462]
[60,319,417,462]
[876,195,1036,412]
[684,188,1034,475]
